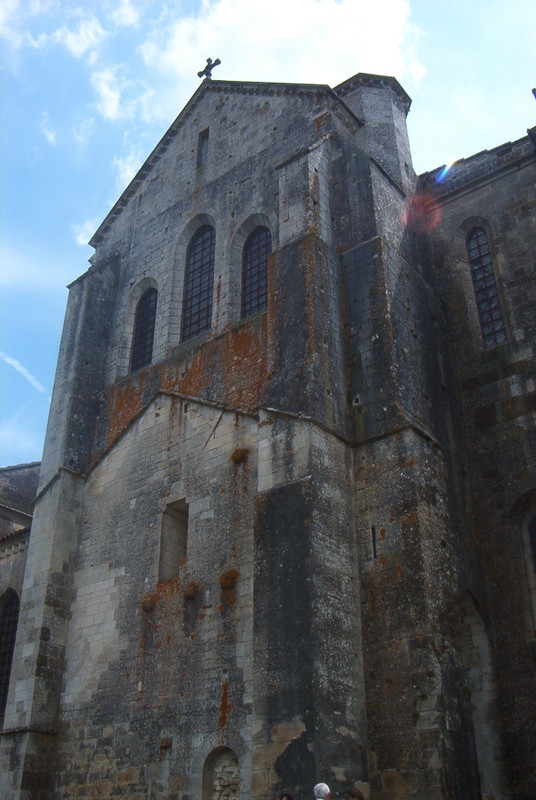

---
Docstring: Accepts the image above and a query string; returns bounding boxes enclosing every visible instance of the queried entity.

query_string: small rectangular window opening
[197,128,209,168]
[159,500,189,580]
[371,526,377,559]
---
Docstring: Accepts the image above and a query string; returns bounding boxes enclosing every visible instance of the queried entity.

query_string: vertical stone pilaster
[1,470,83,797]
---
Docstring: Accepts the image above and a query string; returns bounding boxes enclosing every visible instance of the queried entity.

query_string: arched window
[0,590,20,716]
[241,226,271,318]
[466,228,506,348]
[182,225,215,341]
[130,288,157,372]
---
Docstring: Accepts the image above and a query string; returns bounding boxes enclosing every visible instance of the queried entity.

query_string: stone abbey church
[1,69,535,800]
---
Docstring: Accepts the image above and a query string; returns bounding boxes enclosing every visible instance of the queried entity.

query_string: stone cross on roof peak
[198,58,221,80]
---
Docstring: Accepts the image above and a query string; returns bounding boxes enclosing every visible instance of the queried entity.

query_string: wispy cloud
[112,139,145,189]
[109,0,140,28]
[52,12,108,59]
[140,0,424,89]
[40,111,57,145]
[91,65,127,119]
[0,351,47,394]
[72,217,100,247]
[72,116,95,148]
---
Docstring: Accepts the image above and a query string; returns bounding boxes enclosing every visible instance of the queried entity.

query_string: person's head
[346,790,365,800]
[280,794,294,800]
[314,783,331,799]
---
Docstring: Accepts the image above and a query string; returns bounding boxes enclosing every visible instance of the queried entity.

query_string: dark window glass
[130,288,158,372]
[0,590,20,716]
[241,226,271,318]
[182,225,215,341]
[466,228,506,348]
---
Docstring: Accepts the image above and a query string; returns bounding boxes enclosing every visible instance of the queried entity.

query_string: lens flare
[403,193,441,234]
[436,159,456,184]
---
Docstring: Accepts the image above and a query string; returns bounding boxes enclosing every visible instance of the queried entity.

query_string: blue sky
[1,0,535,467]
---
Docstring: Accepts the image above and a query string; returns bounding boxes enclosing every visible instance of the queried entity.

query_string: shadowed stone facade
[0,72,535,799]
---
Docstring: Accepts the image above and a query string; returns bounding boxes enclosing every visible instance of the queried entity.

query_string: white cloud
[90,64,155,122]
[140,0,424,92]
[109,0,140,28]
[52,13,108,59]
[91,65,125,119]
[0,0,25,47]
[0,352,47,394]
[72,217,101,247]
[112,140,145,190]
[40,111,57,145]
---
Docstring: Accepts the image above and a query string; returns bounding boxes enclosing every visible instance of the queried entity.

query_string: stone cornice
[419,132,536,204]
[334,71,412,115]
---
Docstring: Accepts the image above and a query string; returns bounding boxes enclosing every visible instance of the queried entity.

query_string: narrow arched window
[182,225,215,341]
[130,288,157,372]
[466,228,506,348]
[241,226,271,318]
[0,590,20,716]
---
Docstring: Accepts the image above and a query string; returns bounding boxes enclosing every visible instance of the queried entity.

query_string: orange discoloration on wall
[155,576,182,598]
[219,568,239,614]
[302,236,318,359]
[219,678,231,729]
[105,372,146,452]
[313,111,329,134]
[231,447,249,464]
[95,316,267,465]
[140,593,159,612]
[161,316,268,409]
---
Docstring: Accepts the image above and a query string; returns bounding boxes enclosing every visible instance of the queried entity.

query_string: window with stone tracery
[182,225,215,341]
[466,227,506,348]
[241,225,271,318]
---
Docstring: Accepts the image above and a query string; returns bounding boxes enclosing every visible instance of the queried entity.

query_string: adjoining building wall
[421,137,536,798]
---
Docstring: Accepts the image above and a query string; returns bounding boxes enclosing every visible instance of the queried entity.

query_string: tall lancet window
[130,288,158,372]
[466,228,506,348]
[241,226,271,318]
[182,225,215,341]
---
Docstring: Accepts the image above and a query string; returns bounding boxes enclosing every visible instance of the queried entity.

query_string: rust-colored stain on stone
[219,678,231,728]
[96,316,267,464]
[219,568,239,614]
[104,372,146,453]
[231,447,249,464]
